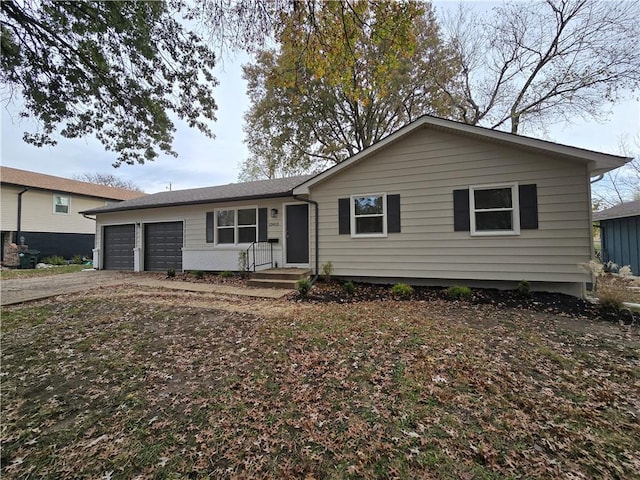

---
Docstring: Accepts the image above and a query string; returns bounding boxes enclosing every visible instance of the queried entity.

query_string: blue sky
[1,2,638,194]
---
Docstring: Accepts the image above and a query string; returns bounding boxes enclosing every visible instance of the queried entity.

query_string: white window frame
[469,183,520,236]
[215,207,258,245]
[237,207,258,244]
[350,193,387,238]
[53,193,70,215]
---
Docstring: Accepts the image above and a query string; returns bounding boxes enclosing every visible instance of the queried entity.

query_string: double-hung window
[215,208,257,244]
[469,183,520,235]
[53,194,70,214]
[351,194,387,237]
[237,209,257,243]
[216,210,235,244]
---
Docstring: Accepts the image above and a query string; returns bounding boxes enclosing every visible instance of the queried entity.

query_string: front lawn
[1,288,638,479]
[0,264,85,280]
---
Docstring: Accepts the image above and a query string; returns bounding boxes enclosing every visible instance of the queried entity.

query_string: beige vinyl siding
[1,186,107,234]
[1,185,20,230]
[94,197,299,271]
[310,126,592,284]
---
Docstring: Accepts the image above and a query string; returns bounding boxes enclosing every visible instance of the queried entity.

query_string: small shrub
[71,255,84,265]
[238,251,248,271]
[446,285,472,300]
[41,255,66,266]
[166,268,176,278]
[391,283,414,299]
[296,278,312,298]
[581,260,633,317]
[191,270,205,280]
[343,280,356,295]
[322,261,334,283]
[219,270,233,278]
[516,280,531,298]
[597,274,627,314]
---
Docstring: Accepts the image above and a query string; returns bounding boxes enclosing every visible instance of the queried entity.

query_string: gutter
[590,174,604,183]
[16,187,30,243]
[79,191,297,215]
[293,195,319,284]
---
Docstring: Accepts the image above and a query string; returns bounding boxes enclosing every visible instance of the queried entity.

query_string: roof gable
[293,115,630,194]
[593,200,640,221]
[0,166,144,201]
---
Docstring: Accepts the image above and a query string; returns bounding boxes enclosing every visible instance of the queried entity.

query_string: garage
[144,221,183,272]
[103,224,135,270]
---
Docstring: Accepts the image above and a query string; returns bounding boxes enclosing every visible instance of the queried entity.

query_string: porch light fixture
[271,208,278,218]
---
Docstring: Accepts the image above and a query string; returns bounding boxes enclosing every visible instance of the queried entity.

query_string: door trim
[283,202,310,267]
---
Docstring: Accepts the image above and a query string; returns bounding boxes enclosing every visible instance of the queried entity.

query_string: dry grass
[2,287,639,479]
[0,264,85,280]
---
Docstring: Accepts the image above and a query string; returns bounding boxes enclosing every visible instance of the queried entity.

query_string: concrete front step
[251,268,311,281]
[246,278,300,289]
[247,268,311,289]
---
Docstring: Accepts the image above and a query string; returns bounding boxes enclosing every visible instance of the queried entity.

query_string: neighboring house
[82,115,629,297]
[1,166,144,262]
[593,200,640,275]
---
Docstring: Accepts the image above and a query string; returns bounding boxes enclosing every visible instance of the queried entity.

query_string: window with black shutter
[453,183,539,235]
[338,193,401,236]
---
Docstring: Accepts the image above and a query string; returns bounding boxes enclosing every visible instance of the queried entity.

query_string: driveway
[1,270,131,306]
[1,270,290,306]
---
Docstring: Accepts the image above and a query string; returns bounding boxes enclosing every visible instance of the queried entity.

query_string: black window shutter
[453,189,470,231]
[206,212,214,243]
[258,208,268,241]
[519,184,538,230]
[338,198,350,234]
[387,194,401,233]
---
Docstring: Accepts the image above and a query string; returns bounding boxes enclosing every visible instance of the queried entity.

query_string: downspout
[293,194,319,284]
[16,187,30,244]
[588,173,605,296]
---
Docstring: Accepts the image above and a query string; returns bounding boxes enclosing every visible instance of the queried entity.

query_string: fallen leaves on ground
[1,287,639,479]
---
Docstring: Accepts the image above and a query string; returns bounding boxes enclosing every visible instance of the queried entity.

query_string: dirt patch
[145,270,251,287]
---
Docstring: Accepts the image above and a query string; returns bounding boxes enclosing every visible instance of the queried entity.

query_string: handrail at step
[244,241,274,272]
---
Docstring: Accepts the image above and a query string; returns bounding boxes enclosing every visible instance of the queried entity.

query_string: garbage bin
[18,249,40,269]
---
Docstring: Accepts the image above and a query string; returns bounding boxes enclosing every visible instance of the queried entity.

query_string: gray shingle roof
[81,175,314,214]
[593,200,640,221]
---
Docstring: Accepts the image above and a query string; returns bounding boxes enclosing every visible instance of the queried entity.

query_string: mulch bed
[152,271,635,324]
[290,281,636,324]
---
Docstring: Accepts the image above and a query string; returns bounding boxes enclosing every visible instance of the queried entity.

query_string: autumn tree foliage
[239,1,458,180]
[1,0,218,166]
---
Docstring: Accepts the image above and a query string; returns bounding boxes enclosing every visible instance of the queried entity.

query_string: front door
[286,204,309,264]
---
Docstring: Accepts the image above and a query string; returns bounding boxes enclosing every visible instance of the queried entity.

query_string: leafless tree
[592,134,640,208]
[73,173,143,192]
[438,0,640,134]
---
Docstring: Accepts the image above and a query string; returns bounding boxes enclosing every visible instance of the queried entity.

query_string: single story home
[593,200,640,275]
[1,166,144,263]
[82,115,629,297]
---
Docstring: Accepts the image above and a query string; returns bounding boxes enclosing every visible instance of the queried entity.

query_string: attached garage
[103,224,135,270]
[144,221,183,272]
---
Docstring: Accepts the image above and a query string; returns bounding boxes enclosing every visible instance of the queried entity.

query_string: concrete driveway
[1,270,132,306]
[1,270,291,306]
